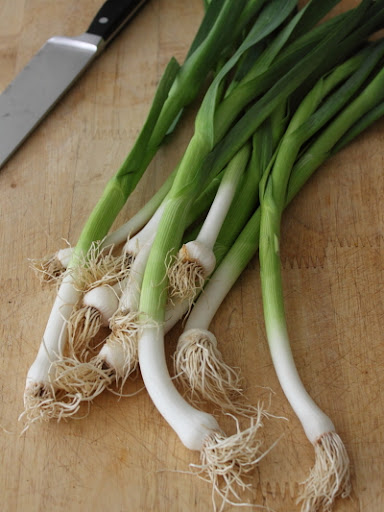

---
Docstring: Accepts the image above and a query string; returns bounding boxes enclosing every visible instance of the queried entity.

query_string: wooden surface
[1,1,383,511]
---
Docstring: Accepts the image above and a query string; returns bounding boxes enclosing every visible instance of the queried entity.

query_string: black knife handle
[87,0,149,43]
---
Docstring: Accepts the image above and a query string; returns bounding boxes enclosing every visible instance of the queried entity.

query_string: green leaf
[116,57,180,182]
[295,40,384,147]
[187,0,227,58]
[333,101,384,154]
[286,0,342,40]
[200,0,373,187]
[195,0,298,146]
[216,2,349,142]
[287,60,384,202]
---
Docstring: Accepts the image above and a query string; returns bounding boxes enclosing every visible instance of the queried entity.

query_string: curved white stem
[183,258,235,331]
[164,299,190,333]
[267,323,335,443]
[196,145,249,249]
[119,238,154,312]
[196,179,241,249]
[25,272,80,388]
[138,324,220,450]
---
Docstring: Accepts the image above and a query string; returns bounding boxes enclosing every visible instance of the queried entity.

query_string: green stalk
[150,0,248,140]
[333,100,384,154]
[71,0,249,263]
[207,0,270,68]
[73,178,128,258]
[251,55,384,512]
[192,0,266,60]
[261,50,375,212]
[223,0,384,147]
[236,0,269,34]
[258,46,384,479]
[257,63,368,405]
[286,0,341,40]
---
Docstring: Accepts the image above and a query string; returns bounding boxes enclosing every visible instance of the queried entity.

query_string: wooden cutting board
[1,1,383,511]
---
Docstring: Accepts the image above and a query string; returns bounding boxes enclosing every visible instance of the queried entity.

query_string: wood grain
[1,1,383,511]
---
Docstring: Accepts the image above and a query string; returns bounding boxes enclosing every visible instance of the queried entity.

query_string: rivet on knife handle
[87,0,150,46]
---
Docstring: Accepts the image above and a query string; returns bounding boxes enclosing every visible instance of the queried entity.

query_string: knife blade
[0,0,150,170]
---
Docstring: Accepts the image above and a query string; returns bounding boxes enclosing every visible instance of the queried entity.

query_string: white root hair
[297,431,351,512]
[20,382,83,431]
[98,310,141,390]
[67,305,103,361]
[71,242,131,292]
[167,241,216,304]
[192,410,271,512]
[29,253,67,284]
[20,356,115,430]
[175,329,247,413]
[167,255,206,304]
[52,356,114,401]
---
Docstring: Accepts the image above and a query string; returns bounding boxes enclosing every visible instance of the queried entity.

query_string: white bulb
[83,285,119,326]
[180,241,216,276]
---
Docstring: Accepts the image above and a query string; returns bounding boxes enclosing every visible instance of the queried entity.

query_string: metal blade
[0,33,102,169]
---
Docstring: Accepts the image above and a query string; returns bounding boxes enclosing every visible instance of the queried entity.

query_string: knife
[0,0,150,170]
